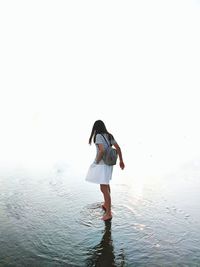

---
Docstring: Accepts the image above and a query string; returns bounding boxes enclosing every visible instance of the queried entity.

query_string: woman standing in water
[86,120,125,221]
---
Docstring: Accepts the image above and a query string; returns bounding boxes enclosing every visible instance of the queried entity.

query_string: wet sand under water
[0,165,200,266]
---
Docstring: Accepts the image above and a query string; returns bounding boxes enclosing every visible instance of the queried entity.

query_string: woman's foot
[102,213,112,221]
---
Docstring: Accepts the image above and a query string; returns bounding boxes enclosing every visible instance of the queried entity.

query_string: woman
[86,120,125,221]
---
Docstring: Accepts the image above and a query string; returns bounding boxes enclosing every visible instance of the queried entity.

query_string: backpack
[101,134,118,166]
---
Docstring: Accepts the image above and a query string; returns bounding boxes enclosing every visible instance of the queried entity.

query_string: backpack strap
[101,134,111,147]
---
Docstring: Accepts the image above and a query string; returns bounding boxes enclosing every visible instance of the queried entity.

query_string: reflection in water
[86,221,119,267]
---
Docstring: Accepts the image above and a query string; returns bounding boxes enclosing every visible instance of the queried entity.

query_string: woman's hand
[119,160,125,170]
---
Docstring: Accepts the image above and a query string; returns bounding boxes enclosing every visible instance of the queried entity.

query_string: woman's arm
[95,144,105,164]
[113,143,125,169]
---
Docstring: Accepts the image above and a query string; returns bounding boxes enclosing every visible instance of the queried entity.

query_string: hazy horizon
[1,0,200,180]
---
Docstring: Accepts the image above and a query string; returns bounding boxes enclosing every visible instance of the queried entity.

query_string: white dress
[85,133,116,185]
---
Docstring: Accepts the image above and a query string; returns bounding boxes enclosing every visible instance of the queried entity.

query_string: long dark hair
[88,120,114,145]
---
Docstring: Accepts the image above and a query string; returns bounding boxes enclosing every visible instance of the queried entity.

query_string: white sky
[0,1,200,178]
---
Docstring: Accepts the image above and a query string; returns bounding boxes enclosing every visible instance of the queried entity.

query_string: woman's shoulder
[95,133,104,144]
[109,133,117,144]
[105,133,116,143]
[96,133,103,139]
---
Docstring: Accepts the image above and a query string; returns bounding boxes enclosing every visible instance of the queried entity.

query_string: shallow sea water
[0,163,200,267]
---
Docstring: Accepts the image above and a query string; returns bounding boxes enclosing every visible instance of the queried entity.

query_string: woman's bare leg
[100,184,112,220]
[101,184,111,208]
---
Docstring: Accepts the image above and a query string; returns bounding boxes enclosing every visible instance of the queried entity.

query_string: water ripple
[78,202,105,229]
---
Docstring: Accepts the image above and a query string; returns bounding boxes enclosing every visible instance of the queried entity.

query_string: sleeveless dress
[85,133,116,184]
